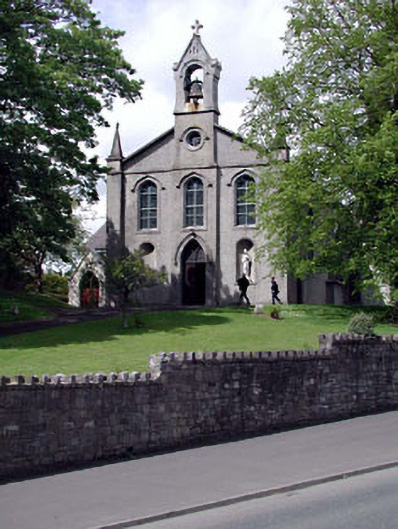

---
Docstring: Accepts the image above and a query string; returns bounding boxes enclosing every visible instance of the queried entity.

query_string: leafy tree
[45,203,91,277]
[0,0,142,287]
[242,0,398,298]
[106,251,166,328]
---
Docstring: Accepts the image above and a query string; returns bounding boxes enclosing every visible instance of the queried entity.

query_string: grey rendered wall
[124,162,219,305]
[123,133,175,174]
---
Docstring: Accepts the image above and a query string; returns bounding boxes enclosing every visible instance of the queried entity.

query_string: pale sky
[84,0,289,232]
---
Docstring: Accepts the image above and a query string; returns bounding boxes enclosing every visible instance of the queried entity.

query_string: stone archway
[79,270,100,307]
[181,239,206,305]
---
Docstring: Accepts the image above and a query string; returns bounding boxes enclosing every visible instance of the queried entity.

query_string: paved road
[1,411,398,529]
[137,466,398,529]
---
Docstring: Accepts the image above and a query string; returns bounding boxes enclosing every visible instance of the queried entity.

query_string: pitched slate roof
[87,223,107,252]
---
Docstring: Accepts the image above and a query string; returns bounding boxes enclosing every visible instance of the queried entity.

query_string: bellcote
[173,21,222,117]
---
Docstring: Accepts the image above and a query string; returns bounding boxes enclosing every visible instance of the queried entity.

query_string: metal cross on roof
[191,19,203,36]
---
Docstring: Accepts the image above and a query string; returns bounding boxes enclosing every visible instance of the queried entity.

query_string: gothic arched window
[184,177,203,227]
[235,174,255,226]
[139,181,157,230]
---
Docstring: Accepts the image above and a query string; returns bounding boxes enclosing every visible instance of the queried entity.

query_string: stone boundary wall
[1,334,398,480]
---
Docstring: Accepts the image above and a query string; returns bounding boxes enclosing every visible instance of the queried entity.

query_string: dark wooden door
[181,240,206,305]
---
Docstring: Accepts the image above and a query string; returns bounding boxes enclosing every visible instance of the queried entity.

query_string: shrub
[265,305,282,320]
[348,312,375,336]
[26,274,69,302]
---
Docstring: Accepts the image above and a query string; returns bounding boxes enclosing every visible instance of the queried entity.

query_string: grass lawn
[0,289,70,323]
[1,305,398,377]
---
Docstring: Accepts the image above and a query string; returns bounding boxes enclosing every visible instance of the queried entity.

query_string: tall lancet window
[184,177,203,227]
[235,174,256,226]
[139,181,157,230]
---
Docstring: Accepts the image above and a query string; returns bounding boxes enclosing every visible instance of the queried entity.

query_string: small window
[139,181,157,230]
[184,177,203,227]
[235,175,255,226]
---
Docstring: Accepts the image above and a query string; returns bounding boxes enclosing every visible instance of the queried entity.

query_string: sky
[84,0,289,232]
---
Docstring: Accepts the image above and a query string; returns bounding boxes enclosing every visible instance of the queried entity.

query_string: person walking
[237,274,251,306]
[271,276,283,305]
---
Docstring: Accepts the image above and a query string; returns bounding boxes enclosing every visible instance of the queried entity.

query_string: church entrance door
[181,240,206,305]
[79,271,100,307]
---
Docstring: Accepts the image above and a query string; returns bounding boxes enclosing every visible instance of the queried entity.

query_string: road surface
[1,411,398,529]
[136,466,398,529]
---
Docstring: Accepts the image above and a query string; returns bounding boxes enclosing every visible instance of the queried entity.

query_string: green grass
[1,305,398,377]
[0,289,70,323]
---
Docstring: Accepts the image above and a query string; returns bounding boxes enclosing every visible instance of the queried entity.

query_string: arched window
[235,174,255,226]
[184,177,203,227]
[139,181,157,230]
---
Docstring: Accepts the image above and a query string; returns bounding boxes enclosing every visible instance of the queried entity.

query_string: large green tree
[242,0,398,297]
[0,0,142,288]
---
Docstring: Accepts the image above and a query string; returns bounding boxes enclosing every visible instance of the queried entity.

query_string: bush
[265,305,282,320]
[348,312,375,336]
[26,274,69,302]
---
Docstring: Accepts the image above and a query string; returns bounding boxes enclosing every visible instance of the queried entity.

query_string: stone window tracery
[235,174,255,226]
[139,181,157,230]
[184,177,204,227]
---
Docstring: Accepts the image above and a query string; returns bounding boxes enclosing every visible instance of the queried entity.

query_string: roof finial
[191,19,203,36]
[108,122,123,160]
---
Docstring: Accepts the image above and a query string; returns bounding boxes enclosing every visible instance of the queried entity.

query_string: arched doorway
[181,239,206,305]
[79,270,100,307]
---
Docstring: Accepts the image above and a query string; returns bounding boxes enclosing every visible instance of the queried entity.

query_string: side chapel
[69,22,350,308]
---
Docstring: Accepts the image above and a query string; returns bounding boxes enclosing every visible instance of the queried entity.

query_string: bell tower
[173,20,221,117]
[173,21,222,168]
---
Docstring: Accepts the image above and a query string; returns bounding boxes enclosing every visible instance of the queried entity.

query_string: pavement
[0,305,209,336]
[1,411,398,529]
[0,308,121,336]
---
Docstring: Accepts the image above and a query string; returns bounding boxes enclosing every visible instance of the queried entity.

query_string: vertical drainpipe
[214,122,221,306]
[120,168,126,255]
[215,165,221,306]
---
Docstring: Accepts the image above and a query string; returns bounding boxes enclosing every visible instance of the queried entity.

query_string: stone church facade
[69,25,354,308]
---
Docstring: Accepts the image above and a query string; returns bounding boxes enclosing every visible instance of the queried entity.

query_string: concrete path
[0,305,203,336]
[1,411,398,529]
[0,309,120,336]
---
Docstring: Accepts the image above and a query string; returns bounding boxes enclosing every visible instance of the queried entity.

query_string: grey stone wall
[1,334,398,480]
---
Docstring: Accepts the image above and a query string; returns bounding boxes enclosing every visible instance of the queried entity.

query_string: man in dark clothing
[271,276,283,305]
[237,274,251,306]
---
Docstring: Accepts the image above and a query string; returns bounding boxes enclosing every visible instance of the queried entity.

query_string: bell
[189,79,203,101]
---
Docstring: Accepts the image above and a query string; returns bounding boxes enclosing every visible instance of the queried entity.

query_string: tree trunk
[121,287,130,328]
[121,305,128,328]
[391,301,398,323]
[35,259,44,293]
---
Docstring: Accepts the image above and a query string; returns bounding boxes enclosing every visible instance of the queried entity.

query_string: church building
[69,22,350,308]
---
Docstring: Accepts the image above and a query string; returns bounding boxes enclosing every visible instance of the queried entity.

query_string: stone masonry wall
[1,334,398,480]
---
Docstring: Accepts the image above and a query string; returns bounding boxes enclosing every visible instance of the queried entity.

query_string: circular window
[185,129,203,150]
